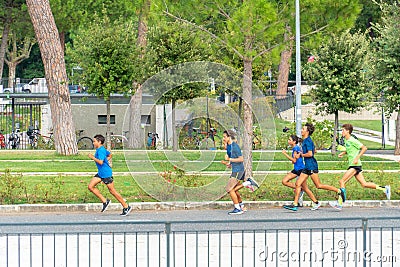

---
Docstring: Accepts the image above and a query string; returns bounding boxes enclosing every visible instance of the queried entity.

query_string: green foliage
[371,2,400,115]
[277,118,334,150]
[0,169,27,204]
[67,14,141,99]
[303,30,372,115]
[145,21,214,103]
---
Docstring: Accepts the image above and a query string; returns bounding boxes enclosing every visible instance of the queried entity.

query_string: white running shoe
[298,190,304,207]
[329,201,342,211]
[385,185,391,200]
[310,202,321,211]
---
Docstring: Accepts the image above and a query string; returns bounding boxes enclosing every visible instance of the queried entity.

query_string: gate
[0,99,45,149]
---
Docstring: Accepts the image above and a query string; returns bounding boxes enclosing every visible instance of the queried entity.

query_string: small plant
[0,169,27,204]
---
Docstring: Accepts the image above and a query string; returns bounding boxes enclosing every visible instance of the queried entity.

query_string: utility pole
[295,0,302,136]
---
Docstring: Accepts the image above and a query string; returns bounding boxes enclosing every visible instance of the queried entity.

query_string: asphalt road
[1,206,399,234]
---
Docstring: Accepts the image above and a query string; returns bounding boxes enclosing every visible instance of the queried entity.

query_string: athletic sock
[242,181,251,187]
[234,204,240,210]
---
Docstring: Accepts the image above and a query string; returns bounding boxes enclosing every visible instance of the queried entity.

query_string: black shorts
[95,174,114,184]
[291,169,303,176]
[302,169,319,175]
[230,171,245,181]
[348,166,362,175]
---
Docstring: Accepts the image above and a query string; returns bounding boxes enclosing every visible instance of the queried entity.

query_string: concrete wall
[41,103,156,141]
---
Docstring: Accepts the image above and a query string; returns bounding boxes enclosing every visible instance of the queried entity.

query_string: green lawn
[1,150,399,205]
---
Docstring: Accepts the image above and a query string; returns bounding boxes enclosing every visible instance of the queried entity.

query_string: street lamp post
[295,0,302,136]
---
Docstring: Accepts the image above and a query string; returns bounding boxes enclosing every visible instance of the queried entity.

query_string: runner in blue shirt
[281,134,315,207]
[222,130,259,215]
[283,123,343,211]
[88,134,132,216]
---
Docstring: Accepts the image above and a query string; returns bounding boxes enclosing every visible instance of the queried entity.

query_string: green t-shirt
[344,136,363,166]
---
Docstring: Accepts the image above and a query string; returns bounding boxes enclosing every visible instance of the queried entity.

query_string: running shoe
[101,199,111,212]
[339,188,346,202]
[338,194,343,206]
[298,190,304,207]
[329,201,343,211]
[310,202,321,211]
[245,184,255,192]
[385,185,391,200]
[120,206,132,216]
[228,208,244,215]
[239,203,247,212]
[247,177,259,189]
[283,204,298,211]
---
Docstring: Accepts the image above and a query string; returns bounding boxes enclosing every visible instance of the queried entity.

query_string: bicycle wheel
[77,137,94,150]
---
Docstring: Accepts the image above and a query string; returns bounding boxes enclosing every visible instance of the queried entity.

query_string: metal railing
[0,217,399,267]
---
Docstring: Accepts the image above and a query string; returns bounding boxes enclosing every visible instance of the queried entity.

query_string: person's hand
[282,149,287,155]
[353,158,359,165]
[88,153,94,160]
[338,152,345,158]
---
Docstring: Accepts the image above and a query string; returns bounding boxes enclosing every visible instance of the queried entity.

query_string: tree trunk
[243,57,253,178]
[276,25,294,99]
[395,112,400,155]
[7,62,16,89]
[128,0,150,149]
[106,98,111,150]
[129,84,144,149]
[26,0,78,155]
[0,22,11,80]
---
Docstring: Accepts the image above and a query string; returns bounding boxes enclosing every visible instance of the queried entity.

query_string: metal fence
[0,102,44,149]
[0,217,399,267]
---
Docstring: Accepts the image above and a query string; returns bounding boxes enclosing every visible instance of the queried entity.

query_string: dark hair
[342,124,353,134]
[305,123,315,136]
[290,134,302,144]
[94,134,105,144]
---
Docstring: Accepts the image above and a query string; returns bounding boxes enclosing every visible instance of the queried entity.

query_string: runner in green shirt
[329,124,391,210]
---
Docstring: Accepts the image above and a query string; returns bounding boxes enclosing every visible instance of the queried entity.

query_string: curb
[0,200,398,213]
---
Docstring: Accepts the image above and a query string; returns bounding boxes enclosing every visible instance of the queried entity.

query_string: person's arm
[282,149,298,164]
[353,145,367,165]
[88,153,104,165]
[228,155,244,163]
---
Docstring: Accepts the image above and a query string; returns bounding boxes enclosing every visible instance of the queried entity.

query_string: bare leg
[310,173,339,193]
[88,177,106,203]
[282,173,297,189]
[339,168,357,188]
[106,182,128,208]
[229,182,241,204]
[354,173,379,189]
[300,180,318,203]
[293,173,309,204]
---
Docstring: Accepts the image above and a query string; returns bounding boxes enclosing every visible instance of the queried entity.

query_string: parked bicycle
[180,127,221,150]
[0,130,6,149]
[76,130,94,150]
[8,128,21,149]
[27,127,54,149]
[147,132,159,149]
[110,132,129,149]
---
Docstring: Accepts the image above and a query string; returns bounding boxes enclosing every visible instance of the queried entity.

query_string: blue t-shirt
[226,143,232,158]
[302,136,318,171]
[292,145,305,171]
[230,142,244,172]
[94,146,112,178]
